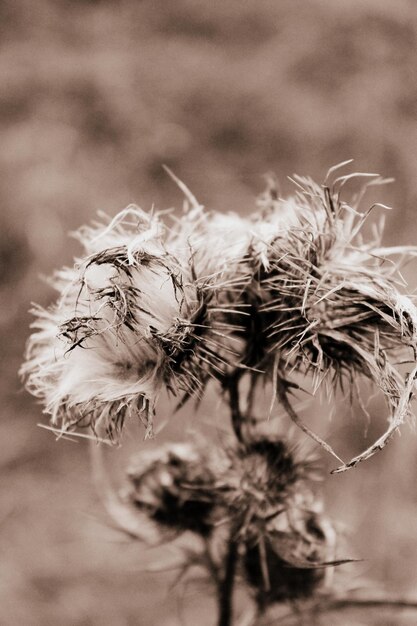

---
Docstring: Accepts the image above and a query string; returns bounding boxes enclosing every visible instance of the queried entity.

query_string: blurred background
[2,0,417,624]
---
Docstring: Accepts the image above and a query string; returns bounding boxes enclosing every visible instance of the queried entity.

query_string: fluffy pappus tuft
[21,208,204,441]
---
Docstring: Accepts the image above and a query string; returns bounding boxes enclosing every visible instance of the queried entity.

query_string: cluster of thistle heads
[22,162,417,471]
[124,436,340,608]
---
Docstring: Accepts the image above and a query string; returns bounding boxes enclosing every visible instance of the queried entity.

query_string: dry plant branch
[21,163,417,624]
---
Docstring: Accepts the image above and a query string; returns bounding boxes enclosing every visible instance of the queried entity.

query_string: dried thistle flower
[181,165,417,469]
[252,169,417,470]
[21,208,202,440]
[215,437,320,544]
[125,442,220,537]
[216,437,338,607]
[21,205,258,441]
[168,166,417,470]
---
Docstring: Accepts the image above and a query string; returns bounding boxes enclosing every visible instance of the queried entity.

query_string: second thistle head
[125,442,220,537]
[221,436,317,520]
[243,506,335,606]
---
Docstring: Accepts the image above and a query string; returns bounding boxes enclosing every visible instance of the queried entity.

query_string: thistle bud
[125,442,219,537]
[243,508,334,605]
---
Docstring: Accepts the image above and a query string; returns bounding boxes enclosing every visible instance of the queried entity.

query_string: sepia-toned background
[2,1,417,624]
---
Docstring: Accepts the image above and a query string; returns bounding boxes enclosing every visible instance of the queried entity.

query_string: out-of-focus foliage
[2,0,417,624]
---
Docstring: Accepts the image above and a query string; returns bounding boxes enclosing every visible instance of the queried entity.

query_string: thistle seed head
[21,209,201,440]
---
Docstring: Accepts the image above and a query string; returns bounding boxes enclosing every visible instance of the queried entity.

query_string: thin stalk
[327,596,417,611]
[227,372,244,442]
[264,596,417,625]
[218,536,239,626]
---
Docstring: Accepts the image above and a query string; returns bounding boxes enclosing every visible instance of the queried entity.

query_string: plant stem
[264,596,417,625]
[218,536,239,626]
[227,372,244,442]
[327,596,417,611]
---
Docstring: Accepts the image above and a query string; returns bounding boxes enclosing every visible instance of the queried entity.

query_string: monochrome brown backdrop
[2,1,417,624]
